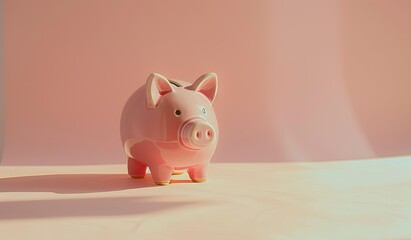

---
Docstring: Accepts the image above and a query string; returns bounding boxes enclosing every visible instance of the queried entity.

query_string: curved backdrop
[2,0,411,165]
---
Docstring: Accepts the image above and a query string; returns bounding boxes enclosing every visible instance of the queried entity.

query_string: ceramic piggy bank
[120,73,219,185]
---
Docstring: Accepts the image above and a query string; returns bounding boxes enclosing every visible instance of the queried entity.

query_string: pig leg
[127,157,147,179]
[148,164,174,185]
[188,163,209,183]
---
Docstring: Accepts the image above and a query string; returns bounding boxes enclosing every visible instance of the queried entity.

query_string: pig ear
[186,73,218,103]
[146,73,174,108]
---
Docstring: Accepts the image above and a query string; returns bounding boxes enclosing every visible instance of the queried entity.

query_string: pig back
[120,86,163,147]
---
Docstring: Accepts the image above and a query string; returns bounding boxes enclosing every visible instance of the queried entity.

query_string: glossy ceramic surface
[120,73,219,185]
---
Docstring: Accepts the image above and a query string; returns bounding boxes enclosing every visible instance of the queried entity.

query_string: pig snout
[180,118,215,149]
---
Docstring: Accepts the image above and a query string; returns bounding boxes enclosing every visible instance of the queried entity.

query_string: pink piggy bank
[120,73,219,185]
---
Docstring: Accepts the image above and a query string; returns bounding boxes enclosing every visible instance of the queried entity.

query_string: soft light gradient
[2,0,411,165]
[0,0,4,161]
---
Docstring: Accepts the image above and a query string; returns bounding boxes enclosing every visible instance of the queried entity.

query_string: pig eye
[174,109,181,116]
[201,107,207,115]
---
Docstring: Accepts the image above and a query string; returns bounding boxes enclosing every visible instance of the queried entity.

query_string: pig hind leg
[128,157,147,179]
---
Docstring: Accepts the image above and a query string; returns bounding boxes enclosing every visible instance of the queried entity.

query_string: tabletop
[1,156,410,240]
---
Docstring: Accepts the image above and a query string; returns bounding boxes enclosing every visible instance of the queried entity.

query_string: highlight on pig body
[120,73,219,185]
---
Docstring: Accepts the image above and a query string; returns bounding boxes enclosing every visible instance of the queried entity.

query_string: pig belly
[125,139,210,169]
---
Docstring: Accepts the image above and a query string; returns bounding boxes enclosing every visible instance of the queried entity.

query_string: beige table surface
[0,156,410,240]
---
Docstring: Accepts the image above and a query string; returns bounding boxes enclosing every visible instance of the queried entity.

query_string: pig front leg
[128,157,147,179]
[188,163,209,183]
[148,163,174,185]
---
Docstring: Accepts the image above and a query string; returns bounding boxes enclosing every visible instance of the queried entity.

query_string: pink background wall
[2,0,411,165]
